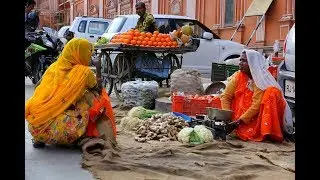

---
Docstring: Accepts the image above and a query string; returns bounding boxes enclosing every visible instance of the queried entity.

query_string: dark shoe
[32,140,46,148]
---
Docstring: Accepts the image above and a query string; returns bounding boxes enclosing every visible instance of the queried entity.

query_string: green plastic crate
[211,63,227,82]
[226,65,239,77]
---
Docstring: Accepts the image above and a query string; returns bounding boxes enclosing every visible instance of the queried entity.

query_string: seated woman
[25,38,116,148]
[221,49,294,142]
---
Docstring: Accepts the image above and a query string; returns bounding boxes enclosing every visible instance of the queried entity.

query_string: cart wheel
[101,52,113,95]
[113,54,131,102]
[165,53,181,88]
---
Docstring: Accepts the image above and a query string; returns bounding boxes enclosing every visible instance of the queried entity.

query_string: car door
[86,20,110,43]
[172,19,220,78]
[74,20,88,39]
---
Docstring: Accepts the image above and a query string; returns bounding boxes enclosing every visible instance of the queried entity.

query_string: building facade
[36,0,295,47]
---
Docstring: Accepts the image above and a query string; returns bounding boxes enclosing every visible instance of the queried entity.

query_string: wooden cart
[94,42,199,101]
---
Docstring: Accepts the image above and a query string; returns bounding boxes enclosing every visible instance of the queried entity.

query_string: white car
[278,24,295,110]
[69,16,112,43]
[101,14,245,77]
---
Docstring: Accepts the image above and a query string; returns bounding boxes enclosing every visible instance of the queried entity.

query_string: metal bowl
[206,107,233,122]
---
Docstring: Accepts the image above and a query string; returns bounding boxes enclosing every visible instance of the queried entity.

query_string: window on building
[78,20,87,33]
[88,21,109,35]
[225,0,234,26]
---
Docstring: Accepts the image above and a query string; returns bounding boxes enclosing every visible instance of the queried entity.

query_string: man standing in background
[135,2,158,33]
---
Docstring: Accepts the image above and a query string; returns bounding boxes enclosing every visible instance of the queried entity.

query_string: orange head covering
[26,38,96,128]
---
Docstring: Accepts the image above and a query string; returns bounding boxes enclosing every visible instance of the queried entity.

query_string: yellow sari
[26,38,98,144]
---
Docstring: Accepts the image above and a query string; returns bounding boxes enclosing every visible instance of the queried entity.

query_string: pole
[245,14,266,46]
[230,15,246,41]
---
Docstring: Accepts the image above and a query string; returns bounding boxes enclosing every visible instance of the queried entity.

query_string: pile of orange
[110,30,179,48]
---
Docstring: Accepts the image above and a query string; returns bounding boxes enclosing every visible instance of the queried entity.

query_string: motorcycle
[25,27,63,84]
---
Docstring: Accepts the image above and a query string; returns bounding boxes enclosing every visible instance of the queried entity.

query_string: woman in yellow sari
[25,38,116,148]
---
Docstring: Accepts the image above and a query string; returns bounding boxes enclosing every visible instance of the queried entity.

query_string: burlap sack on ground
[170,69,204,95]
[81,131,295,180]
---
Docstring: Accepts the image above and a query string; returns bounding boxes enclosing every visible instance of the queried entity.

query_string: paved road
[25,76,212,180]
[25,78,94,180]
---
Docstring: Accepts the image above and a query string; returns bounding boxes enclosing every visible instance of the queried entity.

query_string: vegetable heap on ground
[134,113,189,142]
[110,29,179,48]
[177,125,214,144]
[120,106,160,132]
[128,106,160,120]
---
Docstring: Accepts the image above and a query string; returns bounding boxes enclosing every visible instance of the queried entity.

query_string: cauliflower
[127,106,160,119]
[193,125,214,143]
[128,106,145,118]
[120,116,129,128]
[120,117,143,131]
[177,127,194,143]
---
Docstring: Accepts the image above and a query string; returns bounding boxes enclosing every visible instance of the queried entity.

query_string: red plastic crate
[268,66,278,80]
[172,94,222,116]
[171,95,184,112]
[209,96,222,109]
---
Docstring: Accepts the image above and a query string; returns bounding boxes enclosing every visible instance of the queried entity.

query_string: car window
[173,19,210,38]
[155,19,172,33]
[78,20,87,33]
[88,21,109,35]
[106,17,127,33]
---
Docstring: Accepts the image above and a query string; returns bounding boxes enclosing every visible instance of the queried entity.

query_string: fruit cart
[94,39,200,101]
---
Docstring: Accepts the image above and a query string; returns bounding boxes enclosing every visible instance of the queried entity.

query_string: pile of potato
[134,113,189,143]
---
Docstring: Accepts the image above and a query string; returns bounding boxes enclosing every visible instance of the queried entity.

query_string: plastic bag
[121,80,159,109]
[170,69,204,95]
[225,57,240,66]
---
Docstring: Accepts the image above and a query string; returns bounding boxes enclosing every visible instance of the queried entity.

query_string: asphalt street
[25,78,94,180]
[25,76,212,180]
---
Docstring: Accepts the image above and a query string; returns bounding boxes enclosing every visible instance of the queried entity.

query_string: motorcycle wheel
[32,59,51,85]
[32,61,41,84]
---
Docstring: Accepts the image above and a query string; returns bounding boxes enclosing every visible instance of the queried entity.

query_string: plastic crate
[171,95,184,113]
[172,95,222,116]
[272,57,284,65]
[209,97,222,109]
[226,65,240,77]
[211,63,227,82]
[268,66,278,80]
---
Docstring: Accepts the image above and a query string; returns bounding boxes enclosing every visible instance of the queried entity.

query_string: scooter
[25,27,62,84]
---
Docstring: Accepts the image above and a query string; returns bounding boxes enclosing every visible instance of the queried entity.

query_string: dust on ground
[81,105,295,180]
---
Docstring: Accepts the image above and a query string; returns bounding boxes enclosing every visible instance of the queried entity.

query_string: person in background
[25,0,39,32]
[25,0,36,22]
[221,49,294,142]
[134,2,158,33]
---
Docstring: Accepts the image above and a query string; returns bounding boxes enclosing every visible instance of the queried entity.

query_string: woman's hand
[92,53,103,92]
[227,120,241,134]
[91,53,102,67]
[239,118,251,124]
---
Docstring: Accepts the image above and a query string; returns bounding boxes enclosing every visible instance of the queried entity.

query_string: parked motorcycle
[25,27,63,84]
